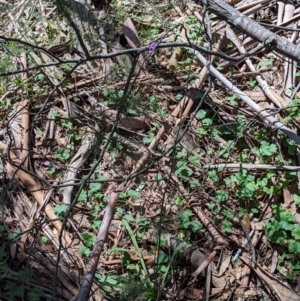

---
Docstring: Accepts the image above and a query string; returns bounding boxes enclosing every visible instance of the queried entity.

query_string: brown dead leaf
[122,17,146,75]
[240,256,300,301]
[213,256,231,277]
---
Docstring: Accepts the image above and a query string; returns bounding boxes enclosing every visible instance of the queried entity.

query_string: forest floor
[1,0,300,300]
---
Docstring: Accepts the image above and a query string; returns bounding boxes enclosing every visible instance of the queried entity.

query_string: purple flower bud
[149,42,157,52]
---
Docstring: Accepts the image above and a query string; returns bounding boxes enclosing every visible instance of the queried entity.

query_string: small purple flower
[149,42,157,52]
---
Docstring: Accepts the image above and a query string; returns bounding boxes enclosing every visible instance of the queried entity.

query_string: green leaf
[251,146,260,156]
[266,172,276,179]
[18,268,33,281]
[265,219,287,243]
[62,150,70,159]
[119,192,127,199]
[202,118,213,126]
[0,263,10,274]
[81,233,95,247]
[209,203,220,214]
[158,264,167,273]
[97,174,107,181]
[215,190,228,202]
[224,210,234,219]
[28,287,43,301]
[292,225,300,239]
[208,170,218,182]
[188,156,199,164]
[177,167,192,177]
[176,160,187,168]
[92,220,101,229]
[176,148,187,158]
[127,189,140,198]
[259,141,277,156]
[250,207,259,214]
[189,179,200,189]
[257,177,268,188]
[34,73,45,81]
[174,197,184,206]
[5,282,24,299]
[190,221,202,232]
[135,217,150,226]
[195,127,207,136]
[118,90,124,98]
[46,167,56,175]
[293,194,300,204]
[95,274,121,287]
[121,250,131,265]
[239,207,247,217]
[258,59,272,67]
[153,173,163,181]
[280,221,294,231]
[278,206,295,223]
[227,95,238,106]
[7,228,21,241]
[179,210,193,229]
[53,204,69,215]
[263,185,280,196]
[78,191,87,202]
[156,235,167,247]
[41,236,48,243]
[289,240,300,253]
[89,183,101,194]
[196,109,207,120]
[154,253,169,264]
[142,132,155,144]
[116,207,124,218]
[0,248,7,261]
[78,246,91,256]
[222,220,233,233]
[285,139,297,155]
[123,214,134,222]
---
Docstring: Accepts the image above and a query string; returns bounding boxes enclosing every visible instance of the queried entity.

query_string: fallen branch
[197,0,300,61]
[76,189,120,301]
[181,38,300,145]
[203,163,300,171]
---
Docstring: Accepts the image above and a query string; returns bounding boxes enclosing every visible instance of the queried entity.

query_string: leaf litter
[0,0,300,300]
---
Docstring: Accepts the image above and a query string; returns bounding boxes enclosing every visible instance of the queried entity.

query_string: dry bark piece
[60,129,95,205]
[0,142,84,269]
[192,248,219,278]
